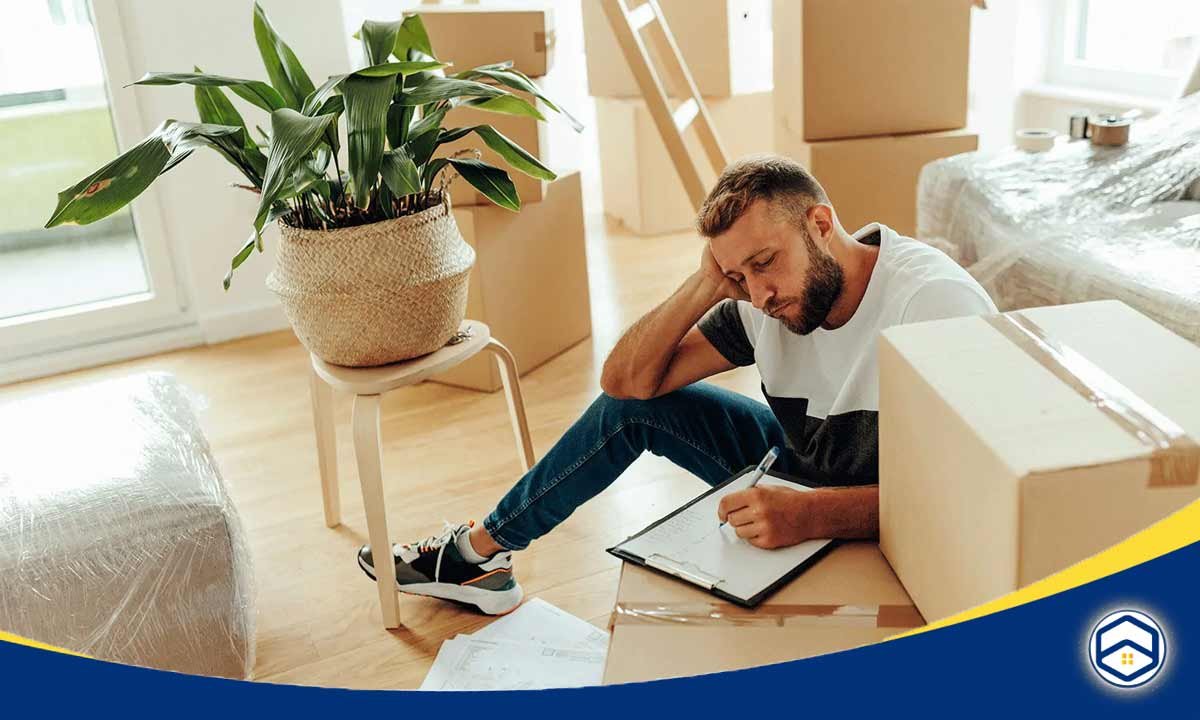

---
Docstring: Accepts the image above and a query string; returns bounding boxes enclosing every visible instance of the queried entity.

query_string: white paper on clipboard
[613,473,832,603]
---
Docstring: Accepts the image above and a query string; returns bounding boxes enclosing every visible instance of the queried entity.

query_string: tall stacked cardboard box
[584,0,776,234]
[418,4,592,392]
[773,0,979,237]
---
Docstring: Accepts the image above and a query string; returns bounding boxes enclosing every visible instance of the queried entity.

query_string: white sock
[456,527,490,564]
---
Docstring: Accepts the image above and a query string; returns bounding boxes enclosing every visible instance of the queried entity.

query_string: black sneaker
[357,522,523,615]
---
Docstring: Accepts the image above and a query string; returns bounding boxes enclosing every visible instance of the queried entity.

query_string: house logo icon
[1088,610,1166,688]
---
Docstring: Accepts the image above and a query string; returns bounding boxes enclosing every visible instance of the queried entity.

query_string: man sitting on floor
[358,154,997,615]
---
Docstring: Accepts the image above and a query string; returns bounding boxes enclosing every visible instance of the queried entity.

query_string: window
[0,1,185,382]
[1047,0,1200,99]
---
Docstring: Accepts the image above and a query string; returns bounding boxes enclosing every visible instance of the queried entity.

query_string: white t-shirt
[698,223,996,485]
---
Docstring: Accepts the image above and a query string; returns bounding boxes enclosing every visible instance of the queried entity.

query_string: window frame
[0,0,190,375]
[1045,0,1189,100]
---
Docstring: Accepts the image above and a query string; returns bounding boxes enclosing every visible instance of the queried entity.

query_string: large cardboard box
[582,0,772,98]
[879,301,1200,623]
[603,542,923,684]
[434,171,591,392]
[596,92,774,235]
[784,129,978,238]
[420,5,555,77]
[774,0,971,141]
[437,68,581,208]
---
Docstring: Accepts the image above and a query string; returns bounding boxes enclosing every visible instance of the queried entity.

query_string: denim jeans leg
[482,381,792,551]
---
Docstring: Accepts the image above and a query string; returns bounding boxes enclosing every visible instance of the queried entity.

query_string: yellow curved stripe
[892,496,1200,639]
[0,629,85,657]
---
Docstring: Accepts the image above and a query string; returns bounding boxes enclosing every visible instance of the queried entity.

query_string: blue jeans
[482,382,799,551]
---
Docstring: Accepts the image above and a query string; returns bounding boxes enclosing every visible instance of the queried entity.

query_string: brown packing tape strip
[612,602,924,630]
[534,30,555,52]
[986,312,1200,488]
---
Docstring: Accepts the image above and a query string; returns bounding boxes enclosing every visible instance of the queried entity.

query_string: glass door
[0,0,186,375]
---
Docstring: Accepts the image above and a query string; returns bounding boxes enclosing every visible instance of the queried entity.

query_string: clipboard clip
[645,554,724,591]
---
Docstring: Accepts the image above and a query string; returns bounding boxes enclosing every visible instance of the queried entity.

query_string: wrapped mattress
[0,373,254,678]
[917,92,1200,344]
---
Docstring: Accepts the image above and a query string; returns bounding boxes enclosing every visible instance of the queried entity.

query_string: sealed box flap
[882,300,1200,479]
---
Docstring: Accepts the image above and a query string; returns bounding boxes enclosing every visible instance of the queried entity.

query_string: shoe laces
[406,520,472,554]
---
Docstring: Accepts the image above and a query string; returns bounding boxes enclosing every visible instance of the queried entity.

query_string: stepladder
[599,0,730,211]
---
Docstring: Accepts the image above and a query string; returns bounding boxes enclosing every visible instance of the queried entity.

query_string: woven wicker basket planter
[267,201,475,367]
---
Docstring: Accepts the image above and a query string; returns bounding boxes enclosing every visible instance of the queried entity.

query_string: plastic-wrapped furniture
[917,92,1200,344]
[0,373,254,678]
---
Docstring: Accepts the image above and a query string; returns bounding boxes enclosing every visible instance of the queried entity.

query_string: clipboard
[607,466,838,607]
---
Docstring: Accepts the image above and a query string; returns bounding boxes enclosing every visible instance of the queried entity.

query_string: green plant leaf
[254,109,337,237]
[406,107,448,167]
[224,202,290,290]
[387,103,414,147]
[253,2,316,109]
[448,158,519,211]
[396,75,505,106]
[456,67,584,132]
[452,125,555,181]
[459,94,546,122]
[380,147,421,196]
[160,121,251,176]
[193,66,267,182]
[342,73,395,207]
[44,123,173,227]
[133,71,284,112]
[394,14,434,58]
[360,19,401,65]
[302,74,346,115]
[354,60,447,78]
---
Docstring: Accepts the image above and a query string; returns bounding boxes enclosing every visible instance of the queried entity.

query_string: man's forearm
[601,272,724,398]
[803,485,879,540]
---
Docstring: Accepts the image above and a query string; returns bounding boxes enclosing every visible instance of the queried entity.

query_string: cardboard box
[879,301,1200,623]
[595,92,775,235]
[419,5,555,77]
[774,0,971,140]
[434,171,591,392]
[784,129,978,237]
[582,0,772,98]
[603,542,923,684]
[437,68,580,207]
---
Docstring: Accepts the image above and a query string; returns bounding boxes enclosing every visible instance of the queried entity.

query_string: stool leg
[309,367,341,528]
[352,393,400,629]
[484,339,536,472]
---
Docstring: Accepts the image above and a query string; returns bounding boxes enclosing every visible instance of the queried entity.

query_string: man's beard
[768,234,844,336]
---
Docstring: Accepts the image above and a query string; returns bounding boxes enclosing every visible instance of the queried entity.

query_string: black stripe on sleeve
[697,299,755,367]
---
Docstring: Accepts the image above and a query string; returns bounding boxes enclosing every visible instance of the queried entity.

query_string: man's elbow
[599,365,656,400]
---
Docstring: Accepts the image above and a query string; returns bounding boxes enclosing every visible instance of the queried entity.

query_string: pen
[719,446,780,529]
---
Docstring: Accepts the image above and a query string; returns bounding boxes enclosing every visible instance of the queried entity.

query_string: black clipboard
[606,465,839,607]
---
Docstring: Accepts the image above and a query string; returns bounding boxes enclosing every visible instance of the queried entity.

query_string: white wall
[966,0,1051,151]
[115,0,351,343]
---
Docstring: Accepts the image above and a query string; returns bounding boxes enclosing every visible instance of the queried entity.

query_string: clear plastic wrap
[0,373,255,678]
[917,92,1200,344]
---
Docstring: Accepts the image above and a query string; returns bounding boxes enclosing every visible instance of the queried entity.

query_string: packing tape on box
[612,602,924,630]
[987,312,1200,488]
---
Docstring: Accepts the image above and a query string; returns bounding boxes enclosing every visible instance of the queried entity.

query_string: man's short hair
[696,154,830,238]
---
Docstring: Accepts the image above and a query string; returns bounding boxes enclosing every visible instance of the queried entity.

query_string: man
[357,155,997,615]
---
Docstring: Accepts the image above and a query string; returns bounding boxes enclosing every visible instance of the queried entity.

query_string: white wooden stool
[307,320,536,628]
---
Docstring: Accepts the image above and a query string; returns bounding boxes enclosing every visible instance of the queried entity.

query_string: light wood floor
[1,212,764,689]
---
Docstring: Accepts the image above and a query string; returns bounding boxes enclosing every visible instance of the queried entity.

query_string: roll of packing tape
[1089,115,1133,146]
[1015,128,1056,152]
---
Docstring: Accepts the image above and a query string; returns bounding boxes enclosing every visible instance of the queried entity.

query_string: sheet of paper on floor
[468,598,608,651]
[420,637,606,691]
[420,599,608,691]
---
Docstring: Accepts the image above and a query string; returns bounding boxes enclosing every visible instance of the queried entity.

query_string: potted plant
[44,4,581,366]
